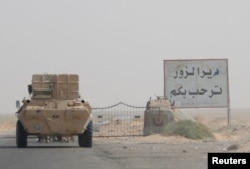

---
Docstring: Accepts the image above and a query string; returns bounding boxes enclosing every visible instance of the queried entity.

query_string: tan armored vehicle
[15,74,92,148]
[143,97,174,136]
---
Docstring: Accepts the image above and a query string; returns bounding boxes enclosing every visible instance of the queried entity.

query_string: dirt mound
[0,122,15,131]
[0,114,16,131]
[162,120,214,140]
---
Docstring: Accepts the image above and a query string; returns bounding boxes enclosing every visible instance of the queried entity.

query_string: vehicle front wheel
[16,121,27,148]
[78,121,93,148]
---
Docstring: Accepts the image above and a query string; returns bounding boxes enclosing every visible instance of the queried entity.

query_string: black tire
[78,121,93,148]
[16,121,27,148]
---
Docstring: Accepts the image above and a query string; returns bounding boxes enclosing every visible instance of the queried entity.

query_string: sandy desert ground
[1,108,250,152]
[0,113,16,132]
[1,109,250,169]
[188,108,250,152]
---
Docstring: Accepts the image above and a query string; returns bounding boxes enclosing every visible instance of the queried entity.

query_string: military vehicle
[143,97,174,136]
[15,74,92,148]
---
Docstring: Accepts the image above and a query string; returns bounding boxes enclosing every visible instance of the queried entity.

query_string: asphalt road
[0,131,120,169]
[0,131,236,169]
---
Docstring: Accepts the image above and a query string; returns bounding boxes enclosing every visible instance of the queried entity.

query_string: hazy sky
[1,0,250,113]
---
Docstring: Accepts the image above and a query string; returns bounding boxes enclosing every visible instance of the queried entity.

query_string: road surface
[0,131,120,169]
[0,130,240,169]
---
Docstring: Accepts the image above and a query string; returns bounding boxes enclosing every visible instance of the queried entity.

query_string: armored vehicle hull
[16,74,92,148]
[143,97,174,136]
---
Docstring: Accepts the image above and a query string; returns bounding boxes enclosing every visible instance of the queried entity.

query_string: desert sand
[1,108,250,152]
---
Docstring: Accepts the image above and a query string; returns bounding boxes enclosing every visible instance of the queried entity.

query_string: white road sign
[164,59,229,108]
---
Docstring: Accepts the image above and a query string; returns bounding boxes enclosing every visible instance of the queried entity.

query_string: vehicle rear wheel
[16,121,27,148]
[78,121,93,148]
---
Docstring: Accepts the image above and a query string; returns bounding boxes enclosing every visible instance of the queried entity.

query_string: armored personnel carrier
[15,74,92,148]
[143,97,174,136]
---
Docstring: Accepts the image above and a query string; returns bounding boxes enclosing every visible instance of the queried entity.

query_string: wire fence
[92,102,146,137]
